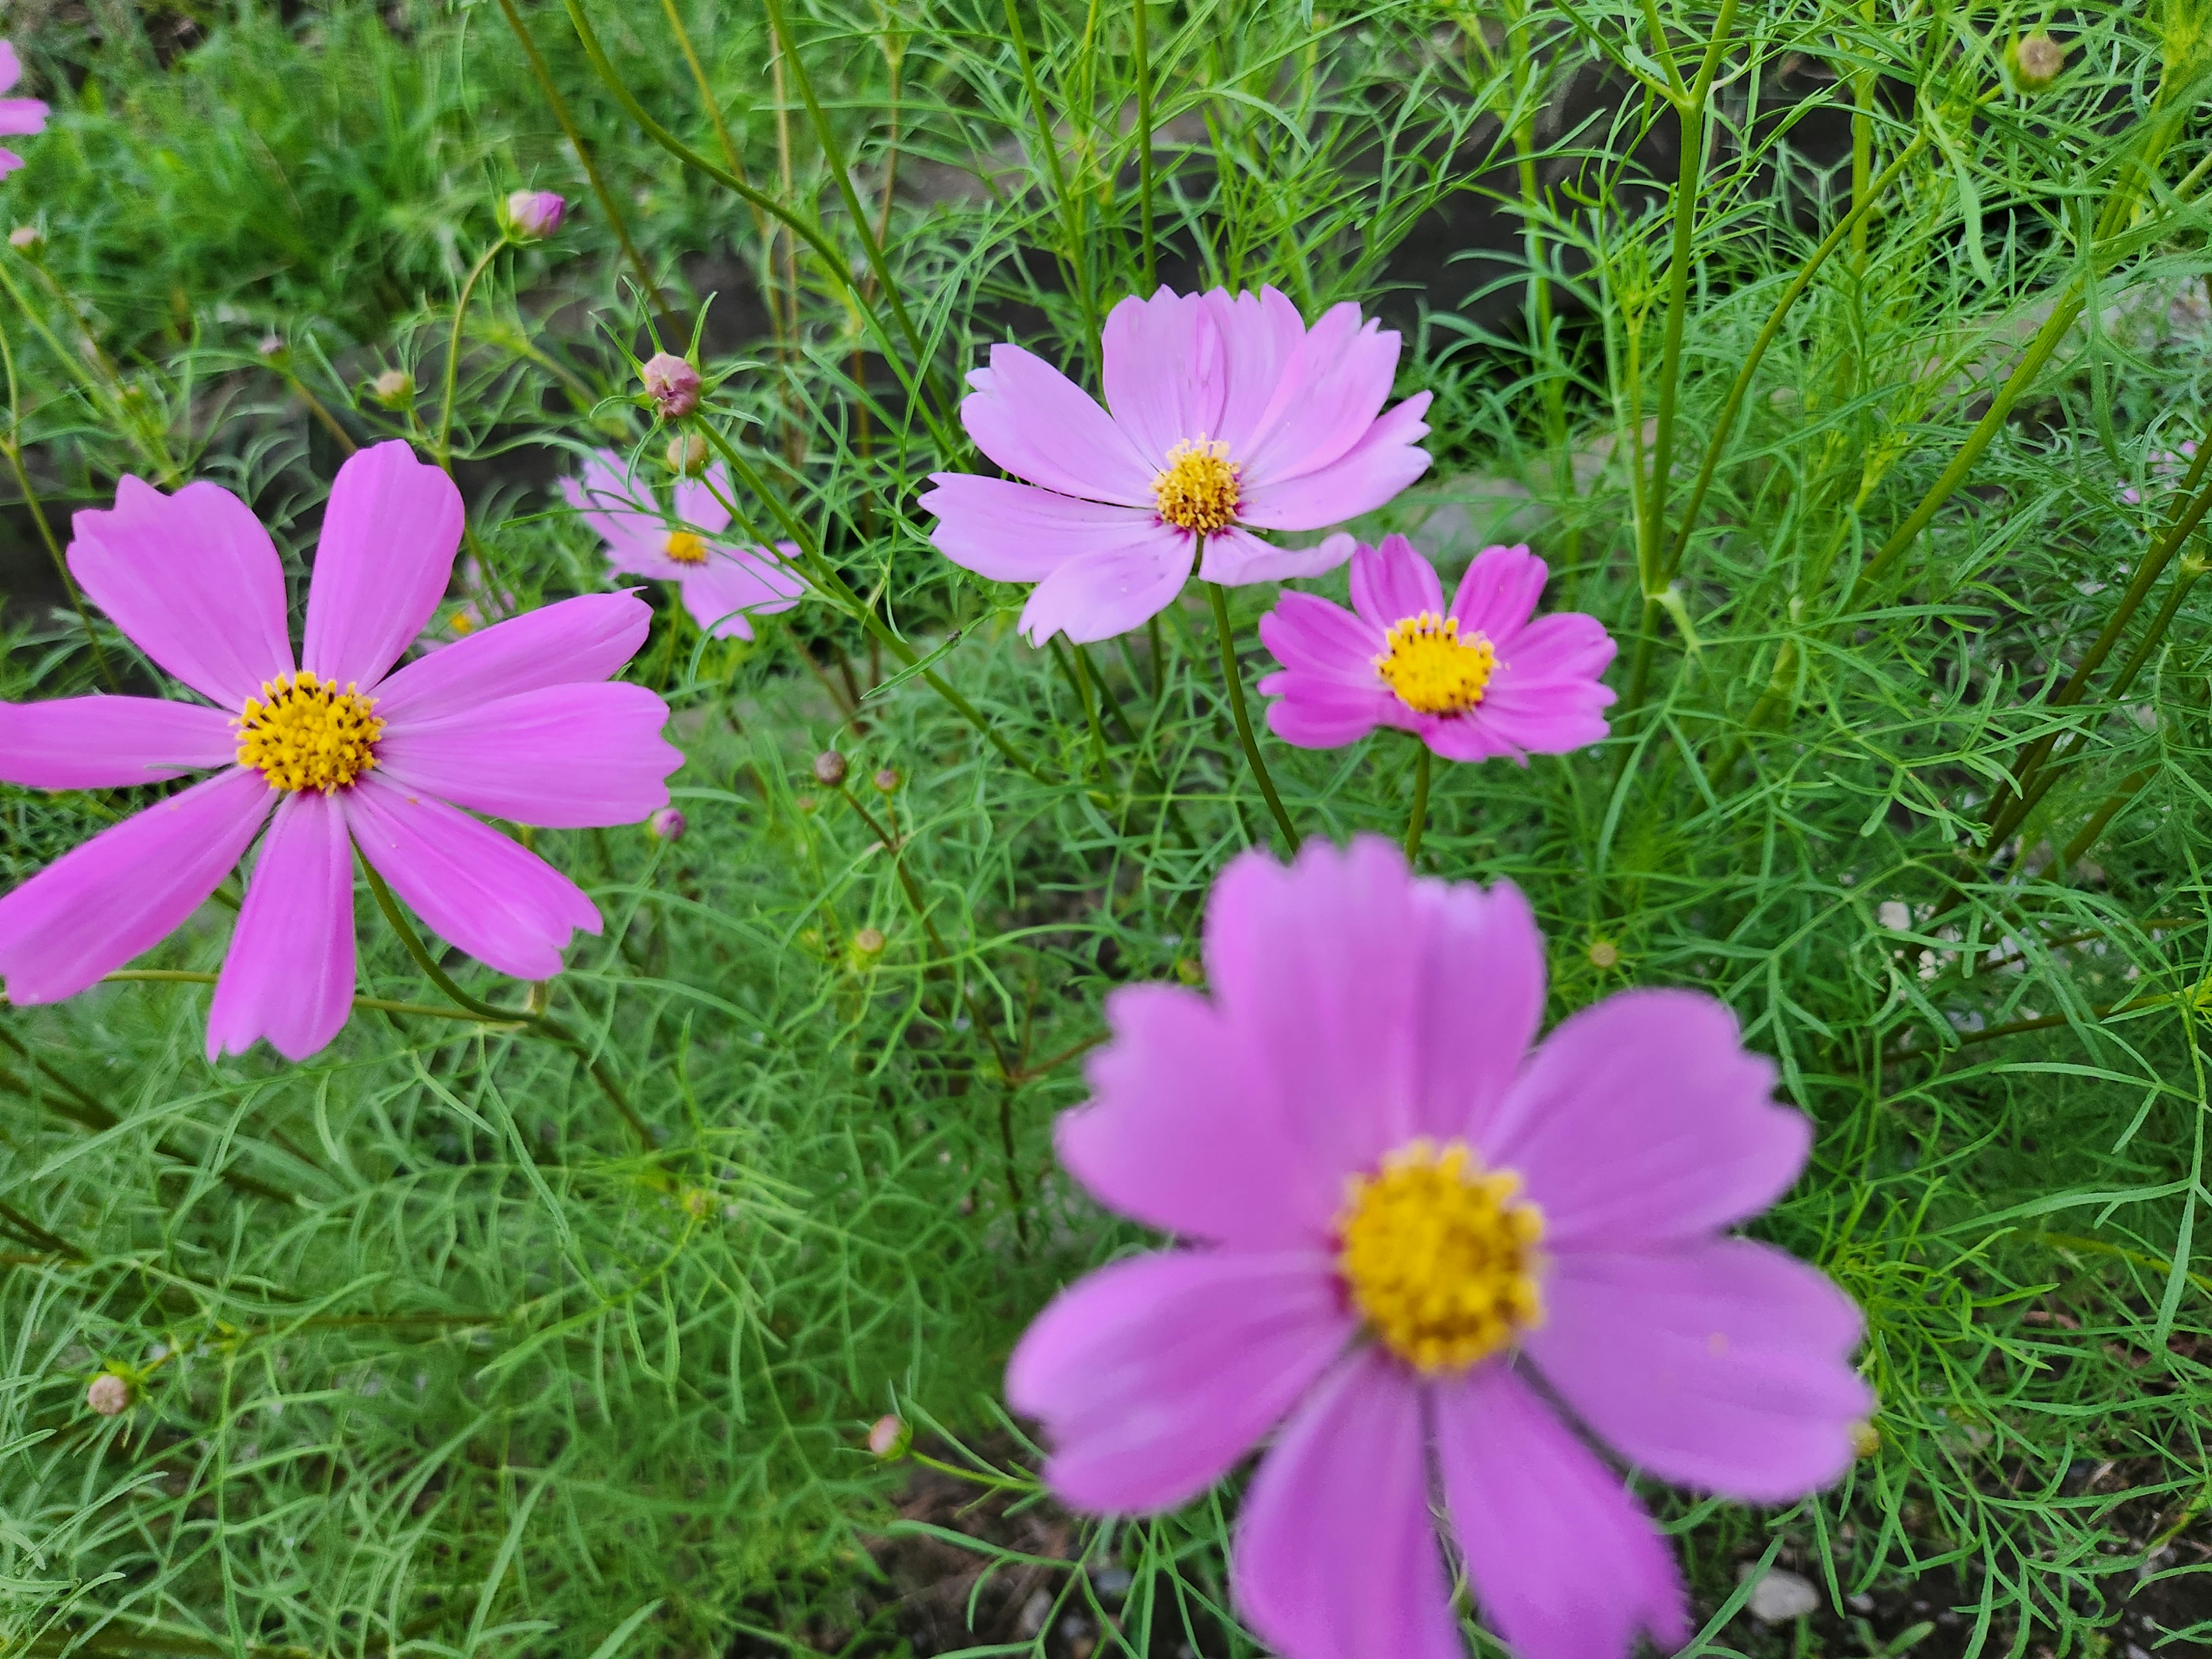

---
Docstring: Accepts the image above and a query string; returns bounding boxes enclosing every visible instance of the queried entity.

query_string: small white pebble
[1878,901,1910,930]
[1741,1565,1821,1624]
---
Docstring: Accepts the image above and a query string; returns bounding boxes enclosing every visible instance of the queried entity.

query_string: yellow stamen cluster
[1374,612,1497,715]
[1337,1139,1544,1374]
[234,672,384,794]
[1152,437,1241,535]
[663,529,710,566]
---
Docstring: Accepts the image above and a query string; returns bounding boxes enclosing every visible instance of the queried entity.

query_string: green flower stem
[491,0,669,330]
[1206,581,1301,853]
[278,368,359,454]
[1131,0,1157,292]
[1404,744,1430,863]
[1052,638,1111,775]
[358,854,654,1150]
[434,237,509,468]
[2058,766,2157,874]
[687,418,1055,788]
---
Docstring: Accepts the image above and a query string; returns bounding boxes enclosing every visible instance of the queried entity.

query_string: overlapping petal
[373,592,653,725]
[377,681,681,829]
[922,474,1158,584]
[961,343,1156,505]
[1016,534,1192,646]
[679,545,804,639]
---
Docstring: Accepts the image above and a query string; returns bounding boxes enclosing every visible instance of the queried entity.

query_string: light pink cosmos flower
[0,42,50,177]
[921,285,1432,646]
[559,450,803,641]
[1259,535,1616,764]
[1010,838,1872,1659]
[0,441,681,1062]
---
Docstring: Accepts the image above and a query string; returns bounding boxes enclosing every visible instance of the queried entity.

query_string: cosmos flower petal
[372,593,653,725]
[1017,529,1194,645]
[922,474,1158,584]
[1238,394,1433,532]
[1005,1249,1352,1515]
[1198,528,1357,586]
[1449,543,1549,643]
[0,96,44,137]
[68,476,294,709]
[345,778,600,980]
[0,695,237,789]
[672,465,736,536]
[1260,678,1394,749]
[1348,534,1446,628]
[1060,983,1346,1246]
[960,342,1158,505]
[0,147,22,176]
[1483,988,1811,1248]
[0,768,273,1004]
[1232,1348,1463,1659]
[1206,286,1309,456]
[205,789,355,1063]
[1241,306,1402,486]
[302,441,465,690]
[1257,589,1388,685]
[1436,1363,1689,1659]
[1101,288,1226,462]
[1525,1239,1874,1502]
[0,41,21,91]
[560,452,668,569]
[378,682,681,829]
[680,544,804,640]
[1407,874,1547,1145]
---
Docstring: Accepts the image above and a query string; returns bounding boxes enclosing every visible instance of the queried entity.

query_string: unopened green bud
[2007,31,2065,91]
[665,432,710,477]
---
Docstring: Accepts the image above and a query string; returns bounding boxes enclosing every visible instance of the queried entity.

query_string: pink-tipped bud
[665,432,710,478]
[641,352,701,419]
[648,805,687,842]
[813,751,849,787]
[86,1373,129,1416]
[866,1414,909,1458]
[503,189,567,241]
[9,224,43,252]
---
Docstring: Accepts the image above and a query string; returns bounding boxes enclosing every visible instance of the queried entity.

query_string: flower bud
[647,805,687,842]
[369,368,415,410]
[866,1413,910,1458]
[8,224,43,252]
[641,351,701,419]
[2007,31,2065,91]
[665,432,710,478]
[255,332,288,363]
[503,188,567,241]
[872,767,899,793]
[86,1373,129,1416]
[1587,938,1620,970]
[813,750,849,787]
[853,926,887,959]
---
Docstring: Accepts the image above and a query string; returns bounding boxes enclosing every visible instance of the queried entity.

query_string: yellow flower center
[1337,1139,1544,1374]
[1374,612,1497,715]
[1152,437,1241,535]
[663,530,710,565]
[234,672,385,794]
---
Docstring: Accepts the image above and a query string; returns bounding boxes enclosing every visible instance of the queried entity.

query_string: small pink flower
[559,450,804,641]
[1257,535,1616,763]
[921,285,1432,646]
[503,189,566,240]
[1009,838,1872,1659]
[0,441,683,1062]
[0,41,50,177]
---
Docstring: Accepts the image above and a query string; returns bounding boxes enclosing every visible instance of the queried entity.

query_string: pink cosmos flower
[0,441,682,1062]
[503,188,566,240]
[0,42,49,177]
[1259,535,1616,763]
[921,285,1433,646]
[559,450,804,641]
[1009,838,1872,1659]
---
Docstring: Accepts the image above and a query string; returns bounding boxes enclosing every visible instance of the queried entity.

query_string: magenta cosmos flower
[1259,535,1615,763]
[560,450,803,641]
[921,285,1432,645]
[0,42,48,177]
[0,441,681,1062]
[1009,838,1872,1659]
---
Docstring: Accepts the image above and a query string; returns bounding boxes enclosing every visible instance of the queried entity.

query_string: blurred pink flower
[0,441,681,1062]
[0,41,50,177]
[1009,838,1872,1659]
[1257,535,1616,763]
[503,189,566,240]
[559,450,803,641]
[921,285,1431,645]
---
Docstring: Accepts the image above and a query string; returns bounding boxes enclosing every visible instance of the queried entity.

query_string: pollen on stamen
[1336,1138,1544,1374]
[1374,612,1497,715]
[234,672,385,794]
[663,529,710,565]
[1152,437,1241,535]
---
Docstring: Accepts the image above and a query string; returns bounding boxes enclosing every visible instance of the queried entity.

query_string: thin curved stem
[1206,581,1300,853]
[1131,0,1156,292]
[1404,744,1431,862]
[435,238,508,467]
